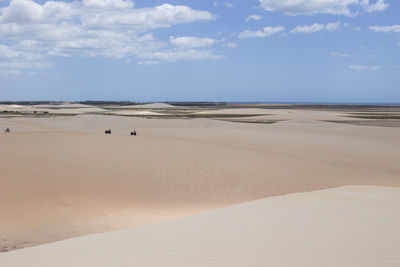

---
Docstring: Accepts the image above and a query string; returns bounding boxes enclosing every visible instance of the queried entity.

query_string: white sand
[1,185,399,266]
[0,104,107,114]
[196,108,271,115]
[33,103,93,109]
[0,105,24,109]
[111,103,177,109]
[197,108,358,122]
[111,110,165,116]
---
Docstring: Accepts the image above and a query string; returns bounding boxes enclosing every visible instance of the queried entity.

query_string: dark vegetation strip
[103,113,266,119]
[344,115,400,119]
[0,111,77,117]
[323,120,400,128]
[219,119,284,124]
[347,112,400,115]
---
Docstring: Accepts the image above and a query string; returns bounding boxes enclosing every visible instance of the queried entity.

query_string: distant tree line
[165,102,227,107]
[78,101,141,106]
[0,101,59,105]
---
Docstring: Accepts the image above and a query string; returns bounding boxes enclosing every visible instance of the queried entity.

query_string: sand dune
[109,103,177,109]
[1,112,399,252]
[0,104,107,114]
[0,105,24,109]
[1,185,399,266]
[38,107,107,114]
[33,103,94,109]
[110,110,165,116]
[196,108,271,115]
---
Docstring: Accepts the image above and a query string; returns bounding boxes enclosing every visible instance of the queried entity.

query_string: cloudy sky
[0,0,399,102]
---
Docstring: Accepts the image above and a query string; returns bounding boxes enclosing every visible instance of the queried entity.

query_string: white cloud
[239,26,284,38]
[82,0,134,10]
[170,36,216,49]
[330,52,354,58]
[79,4,214,31]
[291,22,341,34]
[369,25,400,33]
[224,42,237,48]
[138,60,160,65]
[139,49,222,62]
[0,0,76,24]
[0,0,218,74]
[397,42,400,47]
[224,1,236,8]
[4,69,23,75]
[0,43,53,74]
[246,14,262,22]
[349,64,382,71]
[361,0,388,12]
[259,0,388,16]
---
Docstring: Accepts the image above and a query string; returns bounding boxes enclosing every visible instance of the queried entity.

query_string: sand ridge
[1,185,399,266]
[108,103,177,109]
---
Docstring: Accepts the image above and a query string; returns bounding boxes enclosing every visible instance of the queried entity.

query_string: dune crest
[1,185,399,266]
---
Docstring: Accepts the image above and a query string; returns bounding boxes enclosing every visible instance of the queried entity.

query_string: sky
[0,0,399,102]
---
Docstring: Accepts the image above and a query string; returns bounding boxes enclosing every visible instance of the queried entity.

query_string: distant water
[226,102,400,106]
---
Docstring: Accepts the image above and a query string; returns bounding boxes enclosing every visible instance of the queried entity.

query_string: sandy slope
[110,110,165,116]
[0,112,400,251]
[1,185,399,266]
[0,104,107,114]
[196,108,272,115]
[33,104,94,109]
[196,108,356,121]
[110,103,177,109]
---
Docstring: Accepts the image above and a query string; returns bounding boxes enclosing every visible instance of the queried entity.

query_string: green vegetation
[219,119,283,124]
[165,102,227,107]
[0,111,75,118]
[322,120,400,128]
[78,101,141,106]
[344,114,400,120]
[0,101,60,105]
[102,113,266,119]
[166,113,265,118]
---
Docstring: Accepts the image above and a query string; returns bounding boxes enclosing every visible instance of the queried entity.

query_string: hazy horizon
[1,100,400,105]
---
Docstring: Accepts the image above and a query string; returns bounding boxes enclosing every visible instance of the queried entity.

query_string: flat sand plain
[0,104,399,263]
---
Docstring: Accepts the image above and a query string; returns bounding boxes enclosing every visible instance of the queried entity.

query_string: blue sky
[0,0,399,102]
